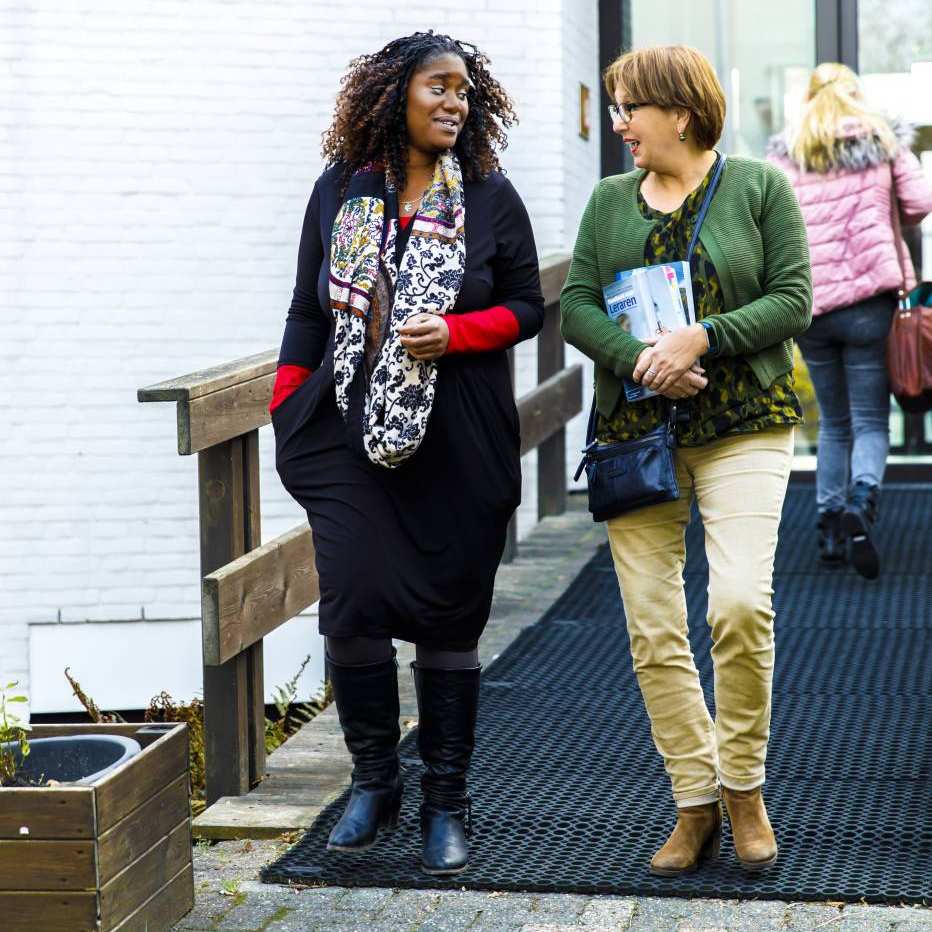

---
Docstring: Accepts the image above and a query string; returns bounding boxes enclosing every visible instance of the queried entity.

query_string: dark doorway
[598,0,631,177]
[815,0,859,70]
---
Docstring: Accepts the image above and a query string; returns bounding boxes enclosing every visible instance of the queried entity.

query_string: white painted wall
[28,615,324,715]
[1,0,601,714]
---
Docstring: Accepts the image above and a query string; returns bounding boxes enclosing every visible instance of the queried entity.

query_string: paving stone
[212,887,303,930]
[466,892,546,930]
[375,888,442,928]
[843,905,932,929]
[673,897,790,932]
[306,918,389,932]
[173,888,240,930]
[831,921,893,931]
[332,886,395,912]
[529,894,593,921]
[671,897,742,931]
[206,885,354,932]
[420,890,512,931]
[518,925,589,932]
[627,897,696,931]
[575,897,637,929]
[783,903,847,930]
[274,910,374,932]
[259,885,349,909]
[895,909,932,930]
[711,898,791,932]
[419,911,485,932]
[223,893,377,932]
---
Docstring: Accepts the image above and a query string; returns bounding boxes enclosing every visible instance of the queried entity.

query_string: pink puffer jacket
[767,119,932,316]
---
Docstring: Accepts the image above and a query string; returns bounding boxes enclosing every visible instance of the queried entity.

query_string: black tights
[325,636,479,670]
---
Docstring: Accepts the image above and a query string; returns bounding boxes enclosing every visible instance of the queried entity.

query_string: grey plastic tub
[2,734,142,785]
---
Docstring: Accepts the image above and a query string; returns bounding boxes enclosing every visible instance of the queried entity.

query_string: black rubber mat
[262,485,932,904]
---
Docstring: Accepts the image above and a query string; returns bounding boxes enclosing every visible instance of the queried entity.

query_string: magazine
[603,263,692,402]
[615,261,696,326]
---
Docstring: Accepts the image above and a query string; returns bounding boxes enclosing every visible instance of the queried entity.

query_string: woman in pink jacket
[768,62,932,579]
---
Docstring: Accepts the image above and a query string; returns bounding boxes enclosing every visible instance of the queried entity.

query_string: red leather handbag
[887,176,932,413]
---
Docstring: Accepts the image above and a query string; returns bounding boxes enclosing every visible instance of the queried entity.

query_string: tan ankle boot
[649,801,722,876]
[723,787,778,871]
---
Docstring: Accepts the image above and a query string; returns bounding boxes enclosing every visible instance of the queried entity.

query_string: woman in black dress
[271,32,543,875]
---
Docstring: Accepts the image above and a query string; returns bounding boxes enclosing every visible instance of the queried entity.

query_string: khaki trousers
[606,427,794,807]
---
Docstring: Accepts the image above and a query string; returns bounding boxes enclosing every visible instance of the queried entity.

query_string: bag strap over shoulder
[687,152,726,262]
[889,164,913,310]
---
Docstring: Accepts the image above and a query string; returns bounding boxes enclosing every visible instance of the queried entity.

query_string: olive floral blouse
[597,164,803,447]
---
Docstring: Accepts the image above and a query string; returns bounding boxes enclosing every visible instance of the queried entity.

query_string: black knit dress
[272,166,544,650]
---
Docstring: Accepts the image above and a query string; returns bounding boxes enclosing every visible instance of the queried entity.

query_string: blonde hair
[790,63,898,172]
[603,46,725,151]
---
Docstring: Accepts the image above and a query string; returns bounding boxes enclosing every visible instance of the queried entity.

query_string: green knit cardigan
[560,155,813,420]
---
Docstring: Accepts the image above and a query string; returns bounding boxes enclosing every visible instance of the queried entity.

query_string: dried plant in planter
[64,667,126,723]
[0,680,31,787]
[144,691,207,815]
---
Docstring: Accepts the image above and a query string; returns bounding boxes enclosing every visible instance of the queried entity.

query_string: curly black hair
[321,31,517,194]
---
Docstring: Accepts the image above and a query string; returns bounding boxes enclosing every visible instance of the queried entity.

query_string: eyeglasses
[608,102,649,122]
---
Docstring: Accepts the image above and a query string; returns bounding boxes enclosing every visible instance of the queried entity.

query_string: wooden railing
[138,254,580,805]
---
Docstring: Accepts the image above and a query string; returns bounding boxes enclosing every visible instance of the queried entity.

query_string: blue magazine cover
[603,264,691,402]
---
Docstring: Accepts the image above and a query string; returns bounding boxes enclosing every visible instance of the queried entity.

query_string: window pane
[630,0,815,157]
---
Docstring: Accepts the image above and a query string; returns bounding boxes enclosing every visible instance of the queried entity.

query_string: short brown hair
[603,46,725,151]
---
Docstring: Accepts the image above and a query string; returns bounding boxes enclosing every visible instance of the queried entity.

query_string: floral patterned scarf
[328,152,466,468]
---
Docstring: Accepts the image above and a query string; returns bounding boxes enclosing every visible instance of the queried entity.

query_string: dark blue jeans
[796,294,895,512]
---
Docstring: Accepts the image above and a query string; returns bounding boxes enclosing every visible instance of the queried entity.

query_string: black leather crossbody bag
[574,400,679,521]
[573,154,725,522]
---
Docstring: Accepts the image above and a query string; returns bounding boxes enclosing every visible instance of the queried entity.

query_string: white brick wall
[1,0,600,713]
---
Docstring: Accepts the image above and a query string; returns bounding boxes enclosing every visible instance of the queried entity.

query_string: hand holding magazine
[603,262,695,402]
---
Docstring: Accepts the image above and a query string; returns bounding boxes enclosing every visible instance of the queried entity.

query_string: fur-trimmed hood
[766,117,915,173]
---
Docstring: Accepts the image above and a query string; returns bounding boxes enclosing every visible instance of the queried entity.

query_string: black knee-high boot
[412,663,481,875]
[326,652,403,852]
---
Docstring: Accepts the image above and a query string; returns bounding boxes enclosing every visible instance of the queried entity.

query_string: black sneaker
[816,508,846,567]
[841,481,880,580]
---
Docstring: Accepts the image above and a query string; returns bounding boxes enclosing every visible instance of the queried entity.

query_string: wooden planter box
[0,722,194,932]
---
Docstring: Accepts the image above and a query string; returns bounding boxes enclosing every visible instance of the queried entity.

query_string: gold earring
[678,130,687,142]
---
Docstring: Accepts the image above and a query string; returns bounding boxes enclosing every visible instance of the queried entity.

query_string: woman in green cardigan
[561,46,812,876]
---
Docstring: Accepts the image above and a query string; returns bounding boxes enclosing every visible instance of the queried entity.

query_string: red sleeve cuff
[445,306,520,354]
[269,364,313,413]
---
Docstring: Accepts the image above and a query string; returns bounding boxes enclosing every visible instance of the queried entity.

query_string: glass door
[859,0,932,454]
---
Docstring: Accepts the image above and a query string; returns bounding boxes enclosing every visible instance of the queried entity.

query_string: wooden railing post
[198,431,265,804]
[536,302,567,520]
[242,430,266,789]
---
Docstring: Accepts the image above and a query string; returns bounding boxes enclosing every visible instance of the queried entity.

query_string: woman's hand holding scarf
[400,313,451,361]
